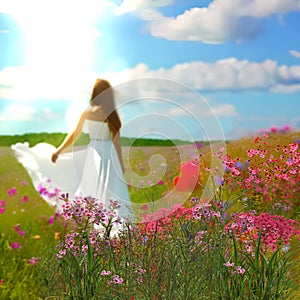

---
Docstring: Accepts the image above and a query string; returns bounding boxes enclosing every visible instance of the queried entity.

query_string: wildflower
[49,216,55,225]
[109,275,123,285]
[190,197,199,204]
[236,266,245,274]
[215,175,224,186]
[8,187,17,196]
[0,207,5,214]
[59,193,69,202]
[10,242,21,249]
[141,204,148,210]
[28,257,41,265]
[224,261,234,267]
[57,249,66,259]
[0,200,6,207]
[82,245,88,253]
[22,196,29,202]
[101,270,111,276]
[157,180,163,185]
[32,235,41,239]
[13,224,26,236]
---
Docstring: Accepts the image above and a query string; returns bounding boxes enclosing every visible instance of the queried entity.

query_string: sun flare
[3,0,108,99]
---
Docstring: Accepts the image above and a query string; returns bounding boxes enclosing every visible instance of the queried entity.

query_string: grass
[0,130,299,299]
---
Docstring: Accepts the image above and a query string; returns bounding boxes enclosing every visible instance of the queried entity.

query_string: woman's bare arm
[52,111,86,163]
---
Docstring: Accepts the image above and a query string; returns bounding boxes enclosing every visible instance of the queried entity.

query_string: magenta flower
[10,242,21,249]
[157,180,163,185]
[8,187,17,196]
[22,196,29,202]
[0,200,5,207]
[0,207,5,214]
[49,216,55,225]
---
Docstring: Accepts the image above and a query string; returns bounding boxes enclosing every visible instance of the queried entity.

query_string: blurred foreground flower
[10,242,21,249]
[8,187,17,196]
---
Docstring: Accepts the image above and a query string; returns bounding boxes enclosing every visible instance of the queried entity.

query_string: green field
[0,131,299,299]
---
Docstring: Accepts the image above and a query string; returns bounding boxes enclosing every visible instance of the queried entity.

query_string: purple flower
[8,187,17,196]
[10,242,21,249]
[0,207,5,214]
[49,216,55,225]
[157,180,163,185]
[215,175,224,186]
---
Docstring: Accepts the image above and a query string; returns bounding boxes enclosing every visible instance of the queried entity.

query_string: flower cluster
[139,203,193,235]
[57,196,123,259]
[192,203,221,222]
[223,261,246,275]
[214,134,300,217]
[37,179,61,205]
[225,212,300,253]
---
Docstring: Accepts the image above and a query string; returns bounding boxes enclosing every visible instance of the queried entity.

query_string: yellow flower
[32,235,41,240]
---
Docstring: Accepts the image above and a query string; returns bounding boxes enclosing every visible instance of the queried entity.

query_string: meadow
[0,129,299,299]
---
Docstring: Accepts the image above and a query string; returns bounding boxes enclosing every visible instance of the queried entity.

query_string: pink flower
[101,270,111,276]
[13,224,26,236]
[22,196,29,202]
[236,266,245,274]
[157,180,163,185]
[8,187,17,196]
[0,200,6,207]
[21,180,28,186]
[49,216,55,225]
[10,242,21,249]
[141,204,148,211]
[0,207,5,214]
[224,261,234,267]
[28,257,41,265]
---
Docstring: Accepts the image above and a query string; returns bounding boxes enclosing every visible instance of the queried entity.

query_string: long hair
[90,79,121,137]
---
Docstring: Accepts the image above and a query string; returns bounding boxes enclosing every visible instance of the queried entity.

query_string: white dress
[11,119,133,219]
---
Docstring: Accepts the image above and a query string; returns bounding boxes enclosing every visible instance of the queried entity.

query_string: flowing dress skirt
[11,141,133,218]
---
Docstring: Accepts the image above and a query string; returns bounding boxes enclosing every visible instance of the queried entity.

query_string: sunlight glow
[2,0,108,100]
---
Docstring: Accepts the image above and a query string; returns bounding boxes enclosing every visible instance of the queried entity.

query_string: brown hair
[90,79,121,137]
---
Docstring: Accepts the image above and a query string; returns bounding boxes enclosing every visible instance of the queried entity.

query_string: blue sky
[0,0,300,141]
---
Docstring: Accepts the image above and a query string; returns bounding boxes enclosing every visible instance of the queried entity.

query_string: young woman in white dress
[12,79,132,219]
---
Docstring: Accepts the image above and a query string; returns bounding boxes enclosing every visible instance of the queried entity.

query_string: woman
[12,79,132,219]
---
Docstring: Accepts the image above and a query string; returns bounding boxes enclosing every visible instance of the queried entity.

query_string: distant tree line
[0,133,202,147]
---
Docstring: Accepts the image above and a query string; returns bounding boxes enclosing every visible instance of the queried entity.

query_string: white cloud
[102,59,300,94]
[289,49,300,59]
[144,0,300,43]
[1,58,300,105]
[114,0,173,15]
[0,104,35,121]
